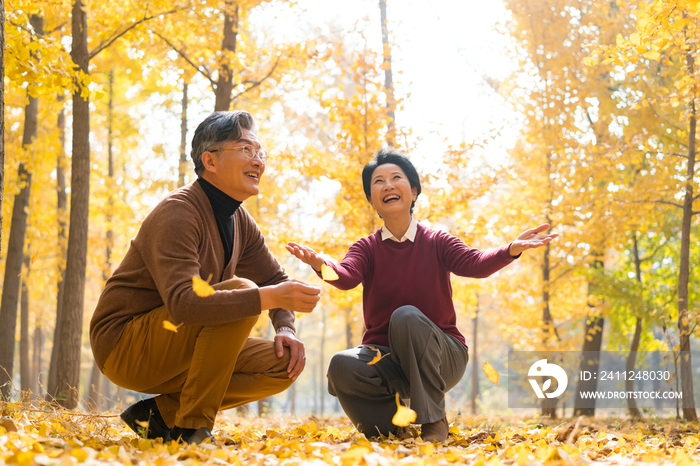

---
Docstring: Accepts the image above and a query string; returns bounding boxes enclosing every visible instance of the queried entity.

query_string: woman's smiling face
[369,163,418,218]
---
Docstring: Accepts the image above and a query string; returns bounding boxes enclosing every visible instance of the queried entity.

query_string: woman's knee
[327,352,351,382]
[389,305,426,332]
[327,351,368,388]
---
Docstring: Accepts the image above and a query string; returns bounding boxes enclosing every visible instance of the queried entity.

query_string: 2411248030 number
[597,371,671,381]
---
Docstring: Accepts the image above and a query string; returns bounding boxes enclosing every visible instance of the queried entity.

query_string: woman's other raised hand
[508,223,559,257]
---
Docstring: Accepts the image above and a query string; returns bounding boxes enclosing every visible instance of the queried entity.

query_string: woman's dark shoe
[166,426,215,444]
[120,398,170,440]
[421,417,449,442]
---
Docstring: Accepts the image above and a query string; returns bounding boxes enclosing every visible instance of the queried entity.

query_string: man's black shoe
[166,426,215,444]
[120,398,170,440]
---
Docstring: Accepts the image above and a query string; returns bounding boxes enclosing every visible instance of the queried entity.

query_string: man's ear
[201,150,218,174]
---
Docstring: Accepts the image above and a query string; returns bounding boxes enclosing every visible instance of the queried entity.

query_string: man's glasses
[209,144,268,164]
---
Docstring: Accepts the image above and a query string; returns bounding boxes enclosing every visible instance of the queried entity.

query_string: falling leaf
[192,273,215,297]
[136,420,149,428]
[483,361,500,386]
[367,347,390,365]
[321,264,339,281]
[163,320,183,332]
[392,393,416,427]
[30,252,39,265]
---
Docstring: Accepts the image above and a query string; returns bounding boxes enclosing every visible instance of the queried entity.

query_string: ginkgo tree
[588,0,700,421]
[0,0,89,399]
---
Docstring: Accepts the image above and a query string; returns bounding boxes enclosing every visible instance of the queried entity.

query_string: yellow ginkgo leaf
[30,252,39,265]
[192,274,215,297]
[482,361,499,386]
[163,320,183,332]
[367,348,390,365]
[135,420,149,428]
[321,264,339,281]
[392,393,416,427]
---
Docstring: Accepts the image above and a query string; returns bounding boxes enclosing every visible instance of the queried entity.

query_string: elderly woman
[287,149,556,441]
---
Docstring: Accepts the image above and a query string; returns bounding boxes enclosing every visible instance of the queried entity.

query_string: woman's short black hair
[362,148,422,215]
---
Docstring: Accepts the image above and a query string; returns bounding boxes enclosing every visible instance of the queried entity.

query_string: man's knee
[214,277,258,291]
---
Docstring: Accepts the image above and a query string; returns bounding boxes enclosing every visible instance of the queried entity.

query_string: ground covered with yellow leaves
[2,401,700,465]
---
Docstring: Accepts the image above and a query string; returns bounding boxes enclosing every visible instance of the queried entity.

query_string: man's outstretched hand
[275,329,305,380]
[509,223,559,257]
[259,279,321,313]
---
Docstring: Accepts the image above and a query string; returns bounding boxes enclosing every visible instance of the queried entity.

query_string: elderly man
[90,111,320,444]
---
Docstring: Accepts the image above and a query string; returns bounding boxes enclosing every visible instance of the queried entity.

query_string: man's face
[203,129,266,201]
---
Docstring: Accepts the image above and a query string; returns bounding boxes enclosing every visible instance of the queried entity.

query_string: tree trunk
[179,81,188,187]
[32,325,42,395]
[104,70,115,281]
[53,0,90,409]
[319,306,326,417]
[626,318,643,417]
[626,234,643,418]
[257,398,270,417]
[87,361,101,410]
[236,404,250,416]
[540,240,557,417]
[573,315,605,416]
[573,257,605,416]
[87,72,117,410]
[20,254,31,392]
[0,160,33,398]
[0,0,5,263]
[470,295,479,415]
[47,94,68,398]
[0,13,42,396]
[378,0,396,146]
[677,73,697,421]
[214,0,238,111]
[99,372,112,409]
[344,307,353,349]
[288,380,296,416]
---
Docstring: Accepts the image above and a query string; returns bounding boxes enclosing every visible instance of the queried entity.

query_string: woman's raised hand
[508,223,559,257]
[286,242,325,272]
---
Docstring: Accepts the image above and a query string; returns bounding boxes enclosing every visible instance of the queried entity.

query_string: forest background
[1,0,700,427]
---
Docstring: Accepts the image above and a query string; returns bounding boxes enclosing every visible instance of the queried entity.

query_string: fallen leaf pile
[2,399,700,465]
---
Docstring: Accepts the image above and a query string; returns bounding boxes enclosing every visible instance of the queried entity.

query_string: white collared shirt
[381,218,418,243]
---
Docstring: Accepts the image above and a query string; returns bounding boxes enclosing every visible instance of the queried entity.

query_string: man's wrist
[277,326,295,335]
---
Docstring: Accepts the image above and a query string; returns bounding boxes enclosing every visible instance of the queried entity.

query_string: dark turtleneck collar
[197,177,242,219]
[197,177,242,265]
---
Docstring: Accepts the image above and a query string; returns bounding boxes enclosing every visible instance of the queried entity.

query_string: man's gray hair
[191,111,256,175]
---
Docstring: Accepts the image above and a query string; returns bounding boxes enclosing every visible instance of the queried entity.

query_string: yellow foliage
[0,401,699,465]
[482,361,500,386]
[367,347,389,365]
[162,320,183,332]
[321,264,339,281]
[391,393,417,427]
[192,274,215,297]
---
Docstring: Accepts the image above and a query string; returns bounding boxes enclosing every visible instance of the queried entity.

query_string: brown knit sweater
[89,182,295,369]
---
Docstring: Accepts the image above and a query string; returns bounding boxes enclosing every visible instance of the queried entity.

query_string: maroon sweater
[323,223,515,348]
